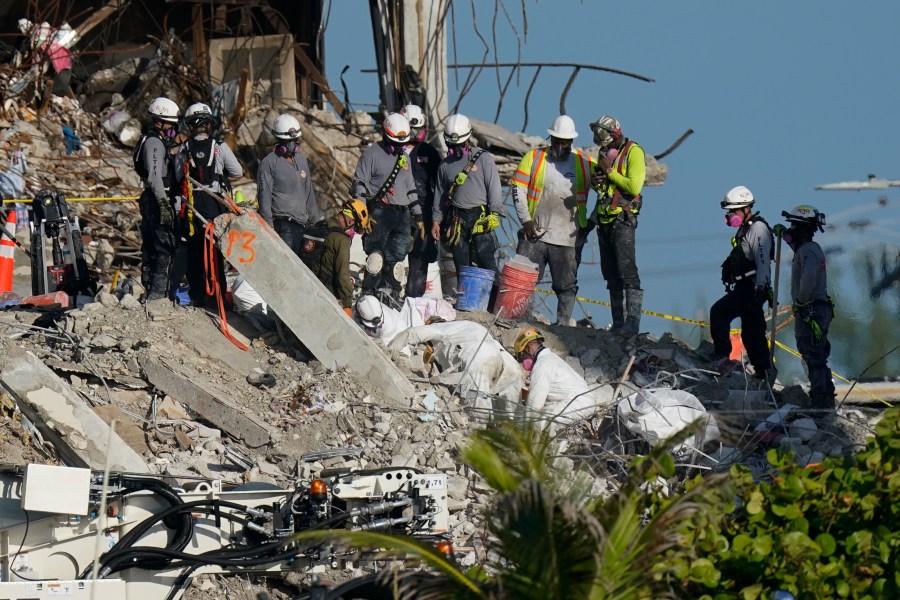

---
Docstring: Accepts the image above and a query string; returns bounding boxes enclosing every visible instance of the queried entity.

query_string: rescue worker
[313,200,370,316]
[511,115,595,325]
[388,318,522,418]
[776,205,836,408]
[350,113,421,295]
[400,104,441,298]
[175,102,242,307]
[135,97,180,301]
[513,328,610,433]
[257,113,321,255]
[588,116,646,334]
[355,293,456,345]
[710,186,776,382]
[432,113,503,284]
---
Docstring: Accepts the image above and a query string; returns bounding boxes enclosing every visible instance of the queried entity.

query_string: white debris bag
[617,388,720,451]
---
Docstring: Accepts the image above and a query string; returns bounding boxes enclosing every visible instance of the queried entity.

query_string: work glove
[803,315,824,342]
[363,216,376,235]
[753,285,773,308]
[522,220,539,242]
[773,223,787,238]
[472,211,500,235]
[415,218,426,240]
[157,197,175,226]
[444,219,462,247]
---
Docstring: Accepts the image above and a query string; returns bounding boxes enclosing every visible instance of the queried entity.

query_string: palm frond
[291,529,486,599]
[487,480,604,599]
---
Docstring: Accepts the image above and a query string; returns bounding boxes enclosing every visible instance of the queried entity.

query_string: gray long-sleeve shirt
[350,142,420,215]
[432,149,502,223]
[740,219,773,288]
[791,240,828,304]
[140,135,170,200]
[256,151,320,226]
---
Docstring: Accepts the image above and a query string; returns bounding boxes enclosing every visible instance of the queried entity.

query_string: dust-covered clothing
[388,320,523,413]
[528,154,579,247]
[257,151,320,227]
[314,216,354,309]
[526,349,607,431]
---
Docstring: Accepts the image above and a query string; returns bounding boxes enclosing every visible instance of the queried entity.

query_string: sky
[323,0,900,377]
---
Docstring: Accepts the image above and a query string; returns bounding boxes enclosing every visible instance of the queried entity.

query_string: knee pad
[365,251,384,276]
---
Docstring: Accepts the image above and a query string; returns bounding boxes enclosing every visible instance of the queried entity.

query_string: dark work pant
[795,302,835,406]
[273,219,306,256]
[446,207,498,275]
[597,216,640,293]
[139,190,177,300]
[363,203,412,291]
[406,224,438,297]
[516,232,577,323]
[710,282,772,375]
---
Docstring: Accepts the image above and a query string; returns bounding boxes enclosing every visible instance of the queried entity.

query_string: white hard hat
[782,204,826,229]
[721,186,756,210]
[272,114,302,140]
[382,113,411,143]
[148,97,180,123]
[589,115,621,146]
[356,295,384,329]
[443,114,472,145]
[547,115,578,140]
[185,102,212,119]
[401,104,425,128]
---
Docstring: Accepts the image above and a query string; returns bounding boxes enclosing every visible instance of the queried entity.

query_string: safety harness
[721,213,774,288]
[367,151,409,207]
[181,138,222,237]
[441,150,484,246]
[601,139,642,215]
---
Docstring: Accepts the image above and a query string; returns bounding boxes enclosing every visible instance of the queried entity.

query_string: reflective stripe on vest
[512,149,592,227]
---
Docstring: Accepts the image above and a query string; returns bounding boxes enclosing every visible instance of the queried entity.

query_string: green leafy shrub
[671,408,900,599]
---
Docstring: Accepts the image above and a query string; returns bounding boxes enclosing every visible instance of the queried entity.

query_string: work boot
[622,289,644,335]
[608,289,625,333]
[555,291,576,327]
[713,357,742,376]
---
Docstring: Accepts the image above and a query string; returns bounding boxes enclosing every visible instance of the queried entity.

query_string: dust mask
[346,228,356,239]
[604,147,619,161]
[521,356,535,372]
[725,211,744,228]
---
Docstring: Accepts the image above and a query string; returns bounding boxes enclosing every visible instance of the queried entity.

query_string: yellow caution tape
[2,196,139,204]
[534,287,886,405]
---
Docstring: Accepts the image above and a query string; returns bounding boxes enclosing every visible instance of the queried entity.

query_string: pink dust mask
[725,212,744,227]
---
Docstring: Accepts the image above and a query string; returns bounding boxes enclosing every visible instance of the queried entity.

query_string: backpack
[299,220,345,272]
[184,137,220,186]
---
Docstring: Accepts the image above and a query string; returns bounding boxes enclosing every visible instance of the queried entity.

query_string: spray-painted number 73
[225,231,256,264]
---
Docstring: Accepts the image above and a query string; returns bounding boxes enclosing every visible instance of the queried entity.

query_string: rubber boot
[623,288,644,335]
[555,290,576,326]
[145,255,172,302]
[608,288,625,333]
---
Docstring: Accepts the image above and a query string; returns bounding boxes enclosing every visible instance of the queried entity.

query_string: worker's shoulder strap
[369,150,409,205]
[446,149,484,204]
[615,140,635,176]
[609,140,642,213]
[744,212,775,259]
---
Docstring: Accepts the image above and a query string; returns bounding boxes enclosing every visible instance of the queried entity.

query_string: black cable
[9,509,41,582]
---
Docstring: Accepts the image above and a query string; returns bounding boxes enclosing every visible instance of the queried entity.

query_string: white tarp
[617,388,721,452]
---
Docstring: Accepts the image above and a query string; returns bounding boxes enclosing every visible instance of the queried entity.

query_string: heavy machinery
[29,189,95,298]
[0,463,449,599]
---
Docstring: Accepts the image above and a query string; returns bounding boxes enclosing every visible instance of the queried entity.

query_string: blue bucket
[456,266,495,311]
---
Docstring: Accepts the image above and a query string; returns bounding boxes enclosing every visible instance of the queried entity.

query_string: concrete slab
[0,347,150,473]
[140,355,272,448]
[213,212,415,404]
